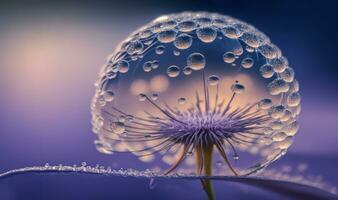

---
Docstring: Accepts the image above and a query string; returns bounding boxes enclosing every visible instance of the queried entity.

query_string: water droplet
[231,83,245,93]
[143,61,152,72]
[268,78,289,95]
[106,71,117,79]
[258,98,273,109]
[196,27,217,43]
[217,161,223,166]
[233,155,239,160]
[284,121,299,136]
[207,75,220,86]
[233,47,244,56]
[245,45,255,53]
[241,32,266,48]
[151,60,159,69]
[174,33,192,49]
[273,132,288,142]
[280,110,292,122]
[269,105,285,119]
[196,17,212,26]
[138,93,147,101]
[177,20,197,32]
[258,44,279,59]
[241,57,254,69]
[103,91,114,102]
[280,67,295,83]
[155,45,165,54]
[173,50,180,56]
[270,120,283,130]
[289,80,300,93]
[223,52,236,63]
[117,60,129,73]
[270,57,288,73]
[167,65,180,77]
[178,97,186,105]
[183,66,193,75]
[151,93,159,100]
[221,26,241,39]
[275,136,293,149]
[157,29,177,43]
[110,121,125,134]
[127,40,144,55]
[287,92,301,107]
[187,53,206,70]
[260,64,274,78]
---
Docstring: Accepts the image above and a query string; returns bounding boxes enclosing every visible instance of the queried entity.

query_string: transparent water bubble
[223,52,236,63]
[187,53,206,70]
[196,27,217,43]
[178,97,187,105]
[155,45,165,54]
[174,33,193,49]
[157,29,177,43]
[91,11,301,177]
[167,65,180,77]
[241,57,254,69]
[208,75,220,86]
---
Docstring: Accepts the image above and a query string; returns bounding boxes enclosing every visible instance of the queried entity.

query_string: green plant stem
[196,145,215,200]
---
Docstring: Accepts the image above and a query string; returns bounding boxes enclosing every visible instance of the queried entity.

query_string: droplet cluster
[91,12,301,175]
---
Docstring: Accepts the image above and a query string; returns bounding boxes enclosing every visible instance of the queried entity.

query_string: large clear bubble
[91,12,301,176]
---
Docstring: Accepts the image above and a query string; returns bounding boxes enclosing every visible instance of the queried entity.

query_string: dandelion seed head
[91,12,301,176]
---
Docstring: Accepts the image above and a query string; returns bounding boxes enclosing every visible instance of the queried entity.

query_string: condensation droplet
[103,91,114,102]
[187,53,206,70]
[167,65,180,77]
[183,66,193,75]
[207,75,220,86]
[117,60,129,73]
[110,121,125,134]
[269,105,285,119]
[174,33,193,49]
[260,64,275,78]
[196,27,217,43]
[138,93,147,101]
[273,132,288,142]
[284,121,299,136]
[143,61,153,72]
[241,57,254,69]
[157,29,177,43]
[221,26,241,39]
[258,98,273,109]
[270,57,288,73]
[151,93,159,100]
[258,44,279,59]
[280,67,295,83]
[177,20,197,32]
[287,92,301,107]
[173,50,180,56]
[155,45,165,55]
[151,60,159,69]
[268,78,289,95]
[231,83,245,93]
[223,52,236,63]
[178,97,186,105]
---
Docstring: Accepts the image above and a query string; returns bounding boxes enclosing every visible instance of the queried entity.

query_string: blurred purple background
[0,0,338,198]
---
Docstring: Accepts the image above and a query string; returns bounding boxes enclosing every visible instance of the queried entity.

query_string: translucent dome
[91,11,301,176]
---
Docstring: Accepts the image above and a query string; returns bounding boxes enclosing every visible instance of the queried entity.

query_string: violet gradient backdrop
[0,0,338,198]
